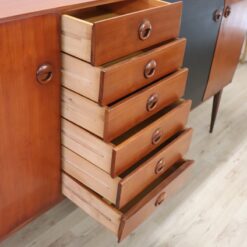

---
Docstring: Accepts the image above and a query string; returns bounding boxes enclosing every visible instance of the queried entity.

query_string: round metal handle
[139,20,152,40]
[36,64,53,84]
[147,93,159,112]
[155,158,166,175]
[224,6,231,18]
[144,60,157,78]
[213,9,223,22]
[152,128,163,145]
[155,192,166,207]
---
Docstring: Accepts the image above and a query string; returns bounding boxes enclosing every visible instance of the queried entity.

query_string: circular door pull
[155,192,166,207]
[155,158,166,175]
[224,6,231,18]
[213,9,223,22]
[152,128,163,145]
[139,19,152,40]
[36,64,53,84]
[147,93,159,112]
[144,60,157,78]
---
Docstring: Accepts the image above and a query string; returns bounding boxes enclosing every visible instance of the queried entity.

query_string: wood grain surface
[101,39,186,105]
[104,69,188,141]
[204,0,247,100]
[117,128,193,208]
[0,15,61,240]
[112,100,192,177]
[92,1,182,65]
[0,0,124,21]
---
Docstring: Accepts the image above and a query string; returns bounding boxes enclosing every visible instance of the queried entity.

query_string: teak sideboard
[0,0,246,243]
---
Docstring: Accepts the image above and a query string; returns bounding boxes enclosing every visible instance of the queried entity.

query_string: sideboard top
[0,0,123,21]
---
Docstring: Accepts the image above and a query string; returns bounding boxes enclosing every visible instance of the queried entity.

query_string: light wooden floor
[1,64,247,247]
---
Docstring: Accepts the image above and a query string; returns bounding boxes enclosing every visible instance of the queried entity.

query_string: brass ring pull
[155,192,166,207]
[144,60,157,78]
[139,19,152,40]
[36,64,53,84]
[155,158,166,175]
[224,6,231,18]
[147,93,159,112]
[213,9,223,22]
[152,128,163,145]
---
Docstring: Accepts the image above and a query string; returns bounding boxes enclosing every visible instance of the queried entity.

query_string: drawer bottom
[62,160,194,242]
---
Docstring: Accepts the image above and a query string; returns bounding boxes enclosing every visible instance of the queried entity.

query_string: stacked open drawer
[61,0,194,242]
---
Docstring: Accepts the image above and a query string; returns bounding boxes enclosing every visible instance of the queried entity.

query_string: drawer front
[62,160,194,242]
[118,160,194,241]
[105,69,188,141]
[101,39,186,105]
[92,2,183,65]
[112,99,192,177]
[117,128,193,208]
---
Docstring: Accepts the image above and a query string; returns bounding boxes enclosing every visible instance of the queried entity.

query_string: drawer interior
[68,0,168,23]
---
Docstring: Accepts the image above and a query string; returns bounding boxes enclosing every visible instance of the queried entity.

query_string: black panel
[167,0,224,107]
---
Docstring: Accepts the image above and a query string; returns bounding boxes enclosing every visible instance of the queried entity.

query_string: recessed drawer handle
[155,158,166,175]
[155,192,166,207]
[152,128,163,145]
[139,19,152,40]
[224,6,231,18]
[144,60,157,78]
[213,9,223,22]
[147,93,159,112]
[36,64,53,84]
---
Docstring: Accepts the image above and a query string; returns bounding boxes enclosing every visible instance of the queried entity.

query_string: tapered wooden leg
[210,90,223,133]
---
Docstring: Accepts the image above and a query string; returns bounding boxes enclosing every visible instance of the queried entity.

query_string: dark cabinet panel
[168,0,224,107]
[204,0,247,100]
[0,15,61,240]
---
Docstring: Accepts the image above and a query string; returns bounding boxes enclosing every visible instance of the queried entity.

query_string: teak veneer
[62,69,188,141]
[62,38,186,105]
[62,159,194,242]
[62,128,193,208]
[61,0,182,65]
[62,100,192,177]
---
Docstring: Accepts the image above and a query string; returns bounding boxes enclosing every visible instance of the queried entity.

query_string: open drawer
[62,39,186,106]
[62,159,194,242]
[62,99,192,177]
[61,0,183,65]
[62,128,193,209]
[62,69,188,142]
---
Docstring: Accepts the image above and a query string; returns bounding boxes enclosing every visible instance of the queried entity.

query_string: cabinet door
[204,0,247,100]
[0,15,61,240]
[168,0,224,108]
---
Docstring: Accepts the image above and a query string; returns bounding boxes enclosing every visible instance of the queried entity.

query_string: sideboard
[0,0,246,243]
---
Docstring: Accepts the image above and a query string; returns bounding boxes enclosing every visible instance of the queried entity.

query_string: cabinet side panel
[0,15,61,240]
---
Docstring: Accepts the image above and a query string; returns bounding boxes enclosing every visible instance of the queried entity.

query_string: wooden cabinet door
[0,15,61,240]
[168,0,224,108]
[204,0,247,100]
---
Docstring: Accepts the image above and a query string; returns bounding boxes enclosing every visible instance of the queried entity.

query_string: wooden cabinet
[0,15,61,240]
[60,0,194,241]
[204,0,247,100]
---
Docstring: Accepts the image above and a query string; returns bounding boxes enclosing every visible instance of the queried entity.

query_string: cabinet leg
[210,90,223,133]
